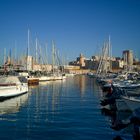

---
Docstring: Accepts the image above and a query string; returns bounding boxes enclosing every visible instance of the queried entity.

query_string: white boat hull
[39,76,52,81]
[39,75,66,81]
[0,84,28,98]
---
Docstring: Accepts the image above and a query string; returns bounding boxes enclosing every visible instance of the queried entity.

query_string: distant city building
[69,53,126,72]
[26,56,33,71]
[85,59,99,70]
[112,59,124,69]
[91,56,100,61]
[77,53,86,68]
[123,50,133,66]
[69,53,86,68]
[33,64,52,72]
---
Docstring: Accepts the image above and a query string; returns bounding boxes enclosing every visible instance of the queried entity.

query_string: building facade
[123,50,133,66]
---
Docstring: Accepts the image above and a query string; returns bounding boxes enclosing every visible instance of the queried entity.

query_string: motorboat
[113,81,140,89]
[121,95,140,111]
[18,72,39,85]
[27,77,39,86]
[0,76,28,99]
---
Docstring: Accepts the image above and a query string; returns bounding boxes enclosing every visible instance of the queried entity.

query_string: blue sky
[0,0,140,64]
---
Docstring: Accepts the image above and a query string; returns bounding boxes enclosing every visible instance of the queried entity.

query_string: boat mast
[35,38,38,64]
[28,29,30,57]
[26,29,30,71]
[14,40,17,65]
[45,42,48,65]
[52,40,55,74]
[108,35,112,72]
[3,48,7,73]
[4,48,6,65]
[103,42,108,74]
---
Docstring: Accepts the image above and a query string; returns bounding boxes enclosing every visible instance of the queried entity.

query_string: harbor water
[0,75,133,140]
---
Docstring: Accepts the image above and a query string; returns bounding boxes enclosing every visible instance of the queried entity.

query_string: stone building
[123,50,133,66]
[69,53,86,68]
[26,56,33,71]
[85,59,99,70]
[77,53,86,68]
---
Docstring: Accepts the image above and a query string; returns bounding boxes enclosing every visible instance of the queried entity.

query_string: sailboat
[26,29,39,85]
[96,36,112,79]
[36,39,53,82]
[51,40,66,80]
[38,40,66,81]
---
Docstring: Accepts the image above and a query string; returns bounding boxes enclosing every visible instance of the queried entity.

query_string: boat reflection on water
[0,93,29,115]
[101,108,140,140]
[101,108,132,130]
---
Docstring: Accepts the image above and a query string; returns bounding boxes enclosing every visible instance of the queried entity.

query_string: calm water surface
[0,75,133,140]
